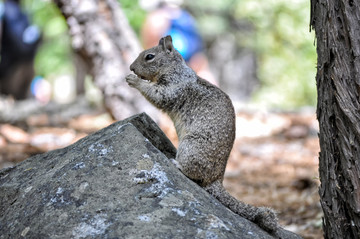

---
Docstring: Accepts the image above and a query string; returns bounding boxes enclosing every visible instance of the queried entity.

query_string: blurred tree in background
[21,0,316,109]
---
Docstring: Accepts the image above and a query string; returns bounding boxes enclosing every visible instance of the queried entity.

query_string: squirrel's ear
[159,35,174,53]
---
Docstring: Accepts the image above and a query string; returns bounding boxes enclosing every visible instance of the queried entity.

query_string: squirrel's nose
[130,63,135,72]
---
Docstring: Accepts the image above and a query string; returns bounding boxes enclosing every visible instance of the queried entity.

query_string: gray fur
[126,35,278,232]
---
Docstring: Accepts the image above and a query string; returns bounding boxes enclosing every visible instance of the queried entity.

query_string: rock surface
[0,113,301,239]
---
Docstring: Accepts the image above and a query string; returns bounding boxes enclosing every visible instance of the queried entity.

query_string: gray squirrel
[126,35,278,232]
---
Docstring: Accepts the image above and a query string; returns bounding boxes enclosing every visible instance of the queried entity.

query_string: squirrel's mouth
[132,71,151,82]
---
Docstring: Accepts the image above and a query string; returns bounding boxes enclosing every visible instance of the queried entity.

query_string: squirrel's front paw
[171,158,183,171]
[125,74,141,88]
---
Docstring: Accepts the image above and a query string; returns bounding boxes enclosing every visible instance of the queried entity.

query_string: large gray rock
[0,113,301,239]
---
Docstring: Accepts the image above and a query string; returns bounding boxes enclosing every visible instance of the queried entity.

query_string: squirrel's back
[168,76,235,143]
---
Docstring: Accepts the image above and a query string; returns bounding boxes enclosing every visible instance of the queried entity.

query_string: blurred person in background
[0,0,41,100]
[140,0,217,85]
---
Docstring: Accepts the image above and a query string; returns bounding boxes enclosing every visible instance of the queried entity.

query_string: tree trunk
[54,0,158,121]
[310,0,360,238]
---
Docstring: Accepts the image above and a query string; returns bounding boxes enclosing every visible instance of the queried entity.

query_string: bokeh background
[22,0,316,108]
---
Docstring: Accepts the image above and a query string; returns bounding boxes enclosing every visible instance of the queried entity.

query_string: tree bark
[310,0,360,238]
[53,0,158,121]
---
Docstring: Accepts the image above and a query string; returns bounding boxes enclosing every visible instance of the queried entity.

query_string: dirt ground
[225,112,322,239]
[0,99,322,238]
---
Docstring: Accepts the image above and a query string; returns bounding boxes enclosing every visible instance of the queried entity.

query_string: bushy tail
[204,180,278,232]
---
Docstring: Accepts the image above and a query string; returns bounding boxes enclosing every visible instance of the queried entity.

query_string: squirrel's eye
[145,54,155,61]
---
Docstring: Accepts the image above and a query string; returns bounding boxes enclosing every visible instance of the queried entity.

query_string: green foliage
[120,0,146,34]
[23,0,73,79]
[238,0,317,108]
[187,0,317,108]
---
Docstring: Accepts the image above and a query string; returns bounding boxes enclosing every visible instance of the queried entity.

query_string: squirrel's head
[130,35,185,82]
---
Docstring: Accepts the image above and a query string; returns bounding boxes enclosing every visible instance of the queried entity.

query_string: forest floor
[0,98,322,239]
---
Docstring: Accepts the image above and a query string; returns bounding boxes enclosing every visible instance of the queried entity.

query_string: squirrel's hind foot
[255,207,279,232]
